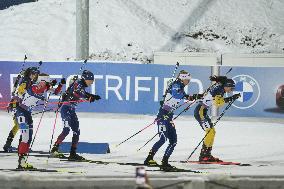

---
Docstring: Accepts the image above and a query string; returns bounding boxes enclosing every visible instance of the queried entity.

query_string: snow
[1,112,284,177]
[0,0,283,62]
[0,0,284,185]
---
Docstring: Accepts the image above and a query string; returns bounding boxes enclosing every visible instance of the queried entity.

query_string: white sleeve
[202,92,213,107]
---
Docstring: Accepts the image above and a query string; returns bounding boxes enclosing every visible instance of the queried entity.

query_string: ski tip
[84,59,88,63]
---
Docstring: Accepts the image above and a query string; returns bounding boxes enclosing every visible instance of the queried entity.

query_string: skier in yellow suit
[194,76,240,162]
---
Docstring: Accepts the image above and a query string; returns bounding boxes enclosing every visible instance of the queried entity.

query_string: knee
[169,138,177,146]
[171,142,177,148]
[73,129,80,136]
[157,134,166,144]
[63,127,70,135]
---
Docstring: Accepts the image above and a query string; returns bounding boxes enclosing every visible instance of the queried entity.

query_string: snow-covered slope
[0,0,283,62]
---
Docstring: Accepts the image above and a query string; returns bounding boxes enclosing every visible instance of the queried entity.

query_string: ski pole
[115,100,193,148]
[186,99,235,161]
[172,83,219,120]
[137,132,159,152]
[37,61,43,70]
[47,109,60,164]
[32,108,56,116]
[25,92,53,163]
[29,92,53,149]
[173,100,197,120]
[115,119,158,147]
[134,101,197,151]
[32,99,89,108]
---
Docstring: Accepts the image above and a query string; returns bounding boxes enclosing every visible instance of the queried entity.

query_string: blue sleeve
[209,84,224,97]
[171,83,185,99]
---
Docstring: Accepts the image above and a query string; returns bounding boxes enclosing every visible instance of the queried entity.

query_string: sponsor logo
[231,75,260,109]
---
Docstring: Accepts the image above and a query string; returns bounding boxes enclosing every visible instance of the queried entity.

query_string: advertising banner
[1,61,284,117]
[0,61,210,115]
[220,67,284,118]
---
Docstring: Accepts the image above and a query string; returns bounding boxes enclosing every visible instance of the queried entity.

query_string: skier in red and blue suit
[51,70,101,161]
[17,73,63,169]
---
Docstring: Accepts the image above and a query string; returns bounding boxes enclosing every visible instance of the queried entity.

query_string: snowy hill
[0,0,283,62]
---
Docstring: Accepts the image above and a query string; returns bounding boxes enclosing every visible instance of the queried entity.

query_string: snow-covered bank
[0,0,283,62]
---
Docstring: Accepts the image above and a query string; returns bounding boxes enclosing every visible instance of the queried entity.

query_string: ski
[0,150,50,154]
[28,153,69,159]
[175,160,251,166]
[60,159,149,166]
[151,167,200,173]
[113,162,160,168]
[60,158,110,164]
[59,159,201,173]
[0,168,82,173]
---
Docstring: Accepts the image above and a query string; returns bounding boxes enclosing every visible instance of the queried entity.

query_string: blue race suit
[151,79,188,159]
[55,79,90,149]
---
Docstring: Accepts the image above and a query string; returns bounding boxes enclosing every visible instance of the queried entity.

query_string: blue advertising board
[0,61,284,118]
[0,61,210,115]
[220,67,284,118]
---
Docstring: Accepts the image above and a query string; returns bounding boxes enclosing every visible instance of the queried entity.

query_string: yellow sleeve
[213,95,225,107]
[17,83,27,95]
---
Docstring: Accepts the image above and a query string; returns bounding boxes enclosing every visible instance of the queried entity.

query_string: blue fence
[0,61,283,118]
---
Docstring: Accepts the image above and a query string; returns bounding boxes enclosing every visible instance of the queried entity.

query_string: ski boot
[18,154,34,169]
[199,144,222,162]
[50,144,67,158]
[3,145,17,152]
[68,147,86,161]
[3,132,15,152]
[199,155,223,162]
[144,151,158,166]
[160,156,176,171]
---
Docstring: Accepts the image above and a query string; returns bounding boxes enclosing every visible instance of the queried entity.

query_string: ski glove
[89,94,101,103]
[210,75,227,84]
[224,93,241,103]
[60,78,66,85]
[8,99,19,112]
[46,79,57,90]
[192,94,203,100]
[50,79,57,87]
